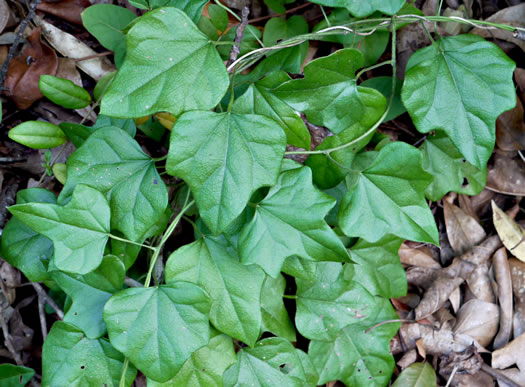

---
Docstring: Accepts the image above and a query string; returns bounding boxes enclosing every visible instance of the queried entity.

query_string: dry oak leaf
[453,299,499,347]
[444,200,486,256]
[493,247,513,349]
[4,28,58,109]
[496,95,525,151]
[37,0,91,25]
[492,201,525,261]
[487,152,525,196]
[492,332,525,385]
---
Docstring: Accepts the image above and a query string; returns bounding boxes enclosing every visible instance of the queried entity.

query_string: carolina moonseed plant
[1,0,519,385]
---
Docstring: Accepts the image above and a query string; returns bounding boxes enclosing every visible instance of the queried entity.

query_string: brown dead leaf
[0,0,9,35]
[510,258,525,338]
[516,68,525,101]
[496,96,525,151]
[4,27,58,109]
[415,236,502,319]
[399,243,441,268]
[37,0,91,25]
[487,152,525,196]
[453,299,499,347]
[493,248,513,349]
[471,4,525,52]
[492,201,525,261]
[492,333,525,383]
[450,372,494,387]
[439,345,483,378]
[466,263,496,303]
[444,200,486,255]
[397,349,418,369]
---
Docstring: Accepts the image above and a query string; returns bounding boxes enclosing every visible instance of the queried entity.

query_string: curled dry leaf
[496,96,525,151]
[487,152,525,196]
[399,243,441,268]
[471,4,525,52]
[4,28,58,109]
[492,201,525,261]
[492,332,525,385]
[450,372,494,387]
[509,258,525,338]
[397,348,418,369]
[439,345,483,378]
[444,200,486,255]
[37,0,92,25]
[493,248,513,349]
[35,16,115,80]
[453,299,499,347]
[415,236,502,319]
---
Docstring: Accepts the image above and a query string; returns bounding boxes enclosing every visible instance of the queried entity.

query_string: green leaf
[42,322,137,386]
[1,188,56,282]
[8,184,110,274]
[282,256,317,281]
[165,236,265,346]
[8,121,67,149]
[81,5,137,68]
[307,0,406,17]
[233,72,310,149]
[39,75,92,109]
[361,76,406,123]
[167,111,285,235]
[59,127,167,242]
[50,255,125,339]
[92,115,136,137]
[103,283,211,382]
[101,8,228,118]
[59,115,135,148]
[295,262,376,341]
[128,0,207,22]
[260,274,296,341]
[239,166,350,277]
[392,362,437,387]
[401,34,516,169]
[223,337,318,387]
[0,364,34,387]
[148,331,237,387]
[346,236,406,298]
[208,4,228,32]
[94,71,115,101]
[420,131,487,201]
[274,49,386,134]
[304,87,386,189]
[338,142,439,244]
[262,0,294,13]
[308,297,399,386]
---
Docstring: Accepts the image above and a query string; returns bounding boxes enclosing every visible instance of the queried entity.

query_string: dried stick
[35,292,47,340]
[226,6,250,68]
[32,283,64,319]
[0,0,42,92]
[0,315,22,365]
[481,364,522,387]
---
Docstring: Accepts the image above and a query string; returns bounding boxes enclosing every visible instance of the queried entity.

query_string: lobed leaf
[307,0,406,17]
[0,364,34,387]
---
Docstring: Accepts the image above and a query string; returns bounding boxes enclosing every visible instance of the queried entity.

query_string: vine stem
[283,295,297,299]
[107,234,156,252]
[143,198,195,288]
[119,359,129,387]
[285,15,399,156]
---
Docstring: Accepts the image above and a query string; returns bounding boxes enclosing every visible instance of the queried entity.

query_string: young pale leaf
[392,362,437,387]
[128,0,207,22]
[103,283,211,382]
[39,75,92,109]
[59,127,167,242]
[50,255,125,339]
[239,167,350,277]
[346,236,406,298]
[309,298,399,386]
[165,236,265,346]
[1,188,56,282]
[307,0,405,17]
[260,274,296,341]
[148,332,237,387]
[167,111,285,235]
[401,34,516,169]
[420,131,486,201]
[295,262,376,341]
[274,49,386,134]
[0,364,35,387]
[42,322,137,386]
[223,337,318,387]
[81,4,136,67]
[8,121,67,149]
[338,142,439,244]
[8,184,110,275]
[233,71,310,149]
[305,88,387,189]
[492,201,525,261]
[101,8,228,118]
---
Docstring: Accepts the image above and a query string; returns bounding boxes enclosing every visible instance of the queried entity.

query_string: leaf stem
[144,197,195,288]
[354,60,392,81]
[153,155,168,162]
[107,233,156,252]
[285,16,399,157]
[119,358,129,387]
[283,294,297,299]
